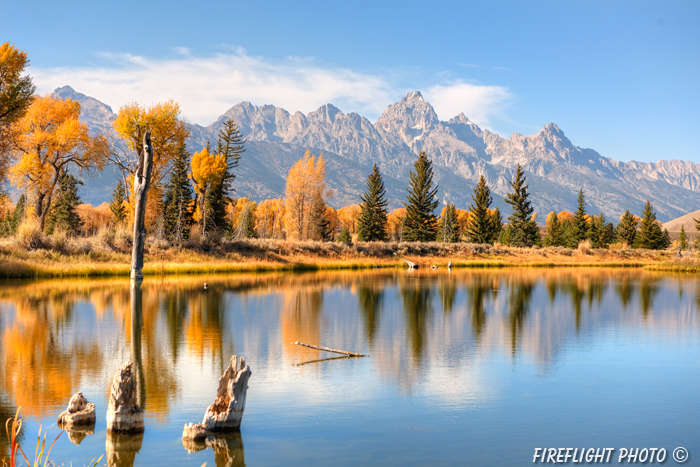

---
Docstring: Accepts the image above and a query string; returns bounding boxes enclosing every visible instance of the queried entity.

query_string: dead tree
[131,131,154,280]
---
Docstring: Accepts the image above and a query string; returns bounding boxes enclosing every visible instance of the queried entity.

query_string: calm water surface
[0,269,699,466]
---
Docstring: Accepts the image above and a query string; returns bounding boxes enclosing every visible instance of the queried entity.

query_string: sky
[2,0,699,163]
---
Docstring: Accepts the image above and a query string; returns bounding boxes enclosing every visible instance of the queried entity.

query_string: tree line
[0,43,680,250]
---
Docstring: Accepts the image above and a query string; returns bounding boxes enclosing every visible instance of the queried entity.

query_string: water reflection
[183,432,244,467]
[0,269,698,463]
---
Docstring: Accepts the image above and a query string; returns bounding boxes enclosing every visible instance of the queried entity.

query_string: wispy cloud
[32,49,513,128]
[425,82,513,128]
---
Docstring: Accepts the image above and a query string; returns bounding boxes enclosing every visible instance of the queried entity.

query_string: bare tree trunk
[131,131,154,281]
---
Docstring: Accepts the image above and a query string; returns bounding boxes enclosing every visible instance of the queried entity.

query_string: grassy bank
[0,235,691,278]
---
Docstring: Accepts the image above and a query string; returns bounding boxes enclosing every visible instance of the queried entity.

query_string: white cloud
[32,50,513,128]
[425,82,513,129]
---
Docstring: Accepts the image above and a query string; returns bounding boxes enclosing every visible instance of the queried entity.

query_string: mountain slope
[53,86,700,222]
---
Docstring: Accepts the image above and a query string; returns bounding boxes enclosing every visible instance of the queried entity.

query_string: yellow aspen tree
[255,198,285,239]
[190,146,227,235]
[112,100,188,225]
[387,208,406,241]
[336,204,362,233]
[283,150,327,241]
[9,95,109,231]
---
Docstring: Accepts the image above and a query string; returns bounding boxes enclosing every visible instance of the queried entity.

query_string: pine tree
[110,180,127,226]
[635,201,667,249]
[504,164,540,247]
[402,151,439,242]
[490,208,503,241]
[337,226,351,243]
[572,189,588,245]
[466,175,494,244]
[679,225,688,251]
[615,210,638,247]
[209,119,246,232]
[437,203,460,242]
[45,170,83,236]
[236,203,257,239]
[544,211,564,247]
[163,144,194,241]
[588,214,602,248]
[356,163,389,242]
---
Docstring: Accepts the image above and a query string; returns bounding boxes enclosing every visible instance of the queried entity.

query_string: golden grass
[0,236,688,279]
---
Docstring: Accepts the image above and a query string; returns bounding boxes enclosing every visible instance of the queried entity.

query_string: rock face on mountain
[55,86,700,222]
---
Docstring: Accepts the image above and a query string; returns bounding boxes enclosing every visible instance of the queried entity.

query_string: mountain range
[53,86,700,223]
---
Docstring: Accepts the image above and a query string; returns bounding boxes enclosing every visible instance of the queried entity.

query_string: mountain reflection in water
[0,268,698,466]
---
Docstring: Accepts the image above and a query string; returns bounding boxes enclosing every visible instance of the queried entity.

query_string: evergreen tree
[9,194,25,234]
[356,163,389,242]
[490,208,503,241]
[163,144,194,241]
[504,164,540,247]
[236,203,257,239]
[45,170,83,235]
[603,222,615,247]
[110,180,127,226]
[402,151,439,242]
[466,175,494,244]
[572,189,588,245]
[615,210,638,247]
[309,194,332,241]
[209,119,246,232]
[635,201,667,249]
[337,226,351,243]
[544,211,564,247]
[437,203,460,242]
[679,225,688,251]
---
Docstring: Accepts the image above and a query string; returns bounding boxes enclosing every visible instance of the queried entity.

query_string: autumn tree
[284,150,329,241]
[228,197,258,239]
[9,95,108,231]
[190,146,226,235]
[77,202,113,236]
[45,169,83,235]
[208,119,246,232]
[403,151,438,242]
[466,175,495,244]
[110,180,127,226]
[162,144,194,241]
[504,164,540,247]
[387,208,406,242]
[357,164,389,242]
[112,100,188,228]
[255,199,285,239]
[0,43,36,185]
[337,204,362,234]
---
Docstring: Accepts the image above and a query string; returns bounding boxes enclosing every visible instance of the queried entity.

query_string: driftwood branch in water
[291,342,367,357]
[293,355,364,367]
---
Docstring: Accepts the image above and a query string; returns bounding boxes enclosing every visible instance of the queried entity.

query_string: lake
[0,268,699,466]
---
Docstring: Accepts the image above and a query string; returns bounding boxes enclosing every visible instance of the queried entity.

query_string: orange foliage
[255,198,285,239]
[337,204,362,233]
[284,150,327,241]
[9,95,109,229]
[76,202,113,236]
[387,208,406,241]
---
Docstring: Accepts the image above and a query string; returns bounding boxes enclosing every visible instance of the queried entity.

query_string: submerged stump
[183,355,251,440]
[106,362,144,433]
[57,391,96,427]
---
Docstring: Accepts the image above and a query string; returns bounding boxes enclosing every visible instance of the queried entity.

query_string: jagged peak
[310,103,344,122]
[402,90,424,101]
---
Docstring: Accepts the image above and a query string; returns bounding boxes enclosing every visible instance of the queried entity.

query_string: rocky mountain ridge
[53,86,700,222]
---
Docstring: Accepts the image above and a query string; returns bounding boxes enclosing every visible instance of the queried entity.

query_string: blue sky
[3,0,699,163]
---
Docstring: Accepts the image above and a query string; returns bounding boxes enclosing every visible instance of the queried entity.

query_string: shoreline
[0,238,693,279]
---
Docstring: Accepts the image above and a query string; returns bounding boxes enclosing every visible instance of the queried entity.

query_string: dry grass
[0,235,686,279]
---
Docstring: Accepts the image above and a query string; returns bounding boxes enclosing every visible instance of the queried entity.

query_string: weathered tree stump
[106,431,144,467]
[130,130,154,281]
[106,362,144,433]
[183,355,251,440]
[64,426,95,446]
[57,391,96,427]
